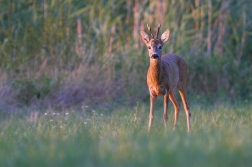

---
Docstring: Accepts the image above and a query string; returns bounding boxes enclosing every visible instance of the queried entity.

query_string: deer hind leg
[168,90,180,131]
[178,86,191,132]
[163,93,169,128]
[148,95,157,132]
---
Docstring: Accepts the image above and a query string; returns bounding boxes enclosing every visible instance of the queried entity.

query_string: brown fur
[140,25,191,132]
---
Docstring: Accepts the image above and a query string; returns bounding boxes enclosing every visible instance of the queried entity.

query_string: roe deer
[140,24,191,132]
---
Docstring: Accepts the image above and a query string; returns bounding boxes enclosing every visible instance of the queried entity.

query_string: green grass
[1,103,252,167]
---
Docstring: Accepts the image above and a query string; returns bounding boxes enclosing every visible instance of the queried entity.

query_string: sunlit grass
[0,103,252,167]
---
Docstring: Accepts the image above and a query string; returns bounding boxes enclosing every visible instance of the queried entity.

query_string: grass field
[0,103,252,167]
[1,1,251,166]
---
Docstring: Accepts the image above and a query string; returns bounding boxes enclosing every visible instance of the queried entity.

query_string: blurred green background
[0,0,251,111]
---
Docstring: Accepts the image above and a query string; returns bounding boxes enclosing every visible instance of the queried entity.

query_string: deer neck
[148,59,163,86]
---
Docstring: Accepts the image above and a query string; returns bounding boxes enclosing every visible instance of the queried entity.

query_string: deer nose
[151,54,159,59]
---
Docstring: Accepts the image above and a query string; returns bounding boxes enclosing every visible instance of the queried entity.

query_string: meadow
[1,103,252,167]
[0,0,252,166]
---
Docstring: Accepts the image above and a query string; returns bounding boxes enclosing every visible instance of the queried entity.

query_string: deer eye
[158,46,162,49]
[148,46,151,49]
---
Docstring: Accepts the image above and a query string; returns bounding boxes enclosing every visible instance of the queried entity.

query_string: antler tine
[147,24,154,39]
[156,24,161,38]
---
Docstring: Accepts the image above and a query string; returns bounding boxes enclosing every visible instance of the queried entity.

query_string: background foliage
[0,0,251,111]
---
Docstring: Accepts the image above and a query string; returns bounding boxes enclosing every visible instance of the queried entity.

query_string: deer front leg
[163,93,169,128]
[148,95,157,132]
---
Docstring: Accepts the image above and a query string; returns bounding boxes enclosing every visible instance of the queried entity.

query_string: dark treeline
[0,0,251,111]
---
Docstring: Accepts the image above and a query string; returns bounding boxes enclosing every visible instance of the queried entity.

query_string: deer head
[140,24,170,60]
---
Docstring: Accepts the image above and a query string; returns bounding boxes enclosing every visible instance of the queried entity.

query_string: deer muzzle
[151,54,159,59]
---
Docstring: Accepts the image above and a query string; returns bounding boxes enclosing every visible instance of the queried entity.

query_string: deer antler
[147,24,154,39]
[156,24,161,38]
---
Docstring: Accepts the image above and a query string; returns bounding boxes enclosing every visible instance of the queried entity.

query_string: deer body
[148,54,183,96]
[141,24,191,132]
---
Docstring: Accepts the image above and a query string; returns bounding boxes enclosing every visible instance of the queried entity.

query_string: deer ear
[140,30,150,44]
[161,29,170,44]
